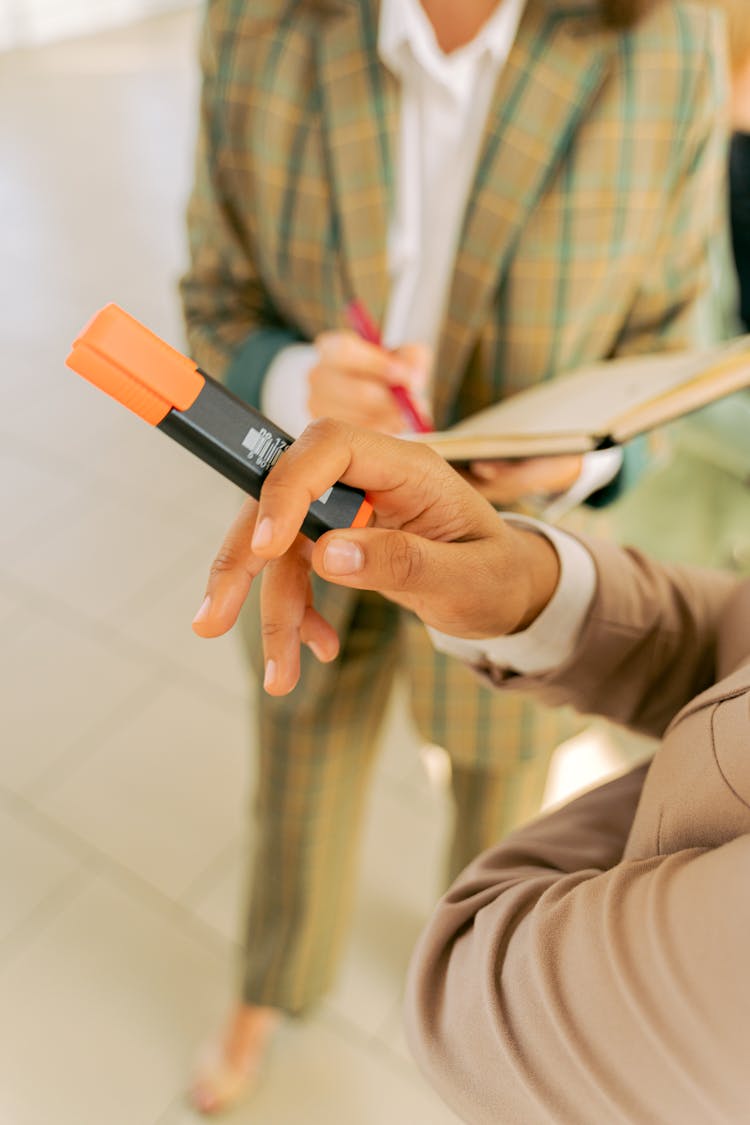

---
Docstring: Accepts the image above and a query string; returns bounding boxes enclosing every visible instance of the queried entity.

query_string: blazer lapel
[316,0,397,331]
[434,0,615,424]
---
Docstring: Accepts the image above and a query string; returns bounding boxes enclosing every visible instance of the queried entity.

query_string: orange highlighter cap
[66,304,205,425]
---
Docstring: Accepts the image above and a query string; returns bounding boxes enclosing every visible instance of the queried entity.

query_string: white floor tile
[0,802,84,949]
[35,681,249,901]
[0,587,24,626]
[375,997,416,1067]
[0,444,85,564]
[0,612,157,792]
[182,836,246,947]
[117,535,249,699]
[0,878,228,1125]
[1,477,205,624]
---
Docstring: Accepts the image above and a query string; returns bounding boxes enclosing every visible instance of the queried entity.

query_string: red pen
[345,300,432,434]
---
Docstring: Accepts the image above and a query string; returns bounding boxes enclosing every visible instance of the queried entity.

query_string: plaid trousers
[237,577,579,1011]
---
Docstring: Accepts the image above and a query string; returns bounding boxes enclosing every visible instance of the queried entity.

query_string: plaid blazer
[181,0,729,429]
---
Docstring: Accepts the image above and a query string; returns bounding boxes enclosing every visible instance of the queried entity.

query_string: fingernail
[264,659,277,690]
[323,539,364,575]
[252,517,274,551]
[192,595,211,625]
[307,640,327,662]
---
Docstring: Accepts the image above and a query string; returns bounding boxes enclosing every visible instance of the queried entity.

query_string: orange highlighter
[66,305,372,540]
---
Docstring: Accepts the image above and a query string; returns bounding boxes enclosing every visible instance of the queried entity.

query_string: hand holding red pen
[341,301,581,502]
[308,297,432,434]
[344,300,433,433]
[307,330,432,434]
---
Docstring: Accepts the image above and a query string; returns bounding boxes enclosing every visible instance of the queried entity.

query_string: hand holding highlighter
[66,305,372,540]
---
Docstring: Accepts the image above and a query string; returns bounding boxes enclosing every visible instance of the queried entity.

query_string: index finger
[191,496,265,637]
[315,331,413,386]
[249,419,497,562]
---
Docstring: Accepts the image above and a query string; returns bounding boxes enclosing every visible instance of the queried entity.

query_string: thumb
[392,343,432,393]
[309,527,503,636]
[313,528,426,593]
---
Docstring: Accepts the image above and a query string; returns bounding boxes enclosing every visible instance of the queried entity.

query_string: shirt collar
[379,0,528,83]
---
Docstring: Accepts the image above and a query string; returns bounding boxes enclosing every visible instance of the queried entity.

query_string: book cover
[416,336,750,462]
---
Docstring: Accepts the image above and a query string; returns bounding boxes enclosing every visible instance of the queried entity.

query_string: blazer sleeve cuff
[224,325,305,409]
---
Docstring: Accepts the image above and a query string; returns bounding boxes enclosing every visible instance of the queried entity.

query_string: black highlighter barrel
[158,375,369,541]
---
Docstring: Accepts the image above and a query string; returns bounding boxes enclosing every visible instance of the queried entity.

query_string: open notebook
[415,336,750,462]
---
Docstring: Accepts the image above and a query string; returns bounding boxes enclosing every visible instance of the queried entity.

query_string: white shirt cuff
[428,516,597,675]
[260,343,317,438]
[542,446,623,522]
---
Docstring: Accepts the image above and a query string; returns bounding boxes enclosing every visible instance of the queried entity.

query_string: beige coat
[406,536,750,1124]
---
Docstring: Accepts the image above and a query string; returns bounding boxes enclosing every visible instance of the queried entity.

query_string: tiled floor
[0,11,632,1124]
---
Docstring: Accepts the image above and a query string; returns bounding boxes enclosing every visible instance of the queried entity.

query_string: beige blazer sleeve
[478,535,738,738]
[405,541,750,1125]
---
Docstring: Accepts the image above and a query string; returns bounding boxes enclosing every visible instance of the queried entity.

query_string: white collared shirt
[262,0,527,433]
[378,0,527,351]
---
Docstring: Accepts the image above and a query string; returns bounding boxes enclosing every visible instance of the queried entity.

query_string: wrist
[507,525,560,633]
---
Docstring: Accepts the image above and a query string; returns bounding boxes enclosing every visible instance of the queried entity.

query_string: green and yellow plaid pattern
[181,0,729,1012]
